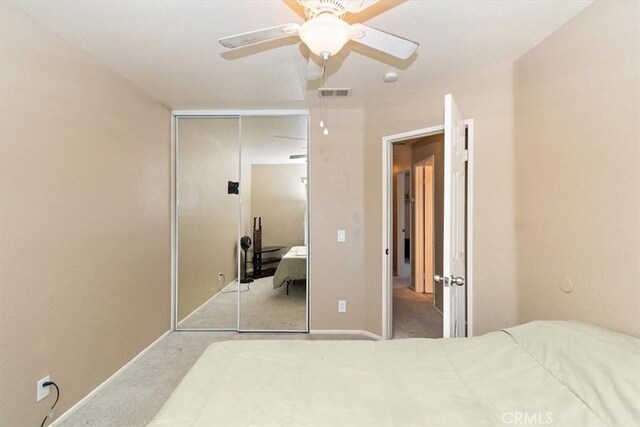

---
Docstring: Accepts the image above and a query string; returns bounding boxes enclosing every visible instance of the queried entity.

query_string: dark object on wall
[240,235,254,284]
[228,181,239,194]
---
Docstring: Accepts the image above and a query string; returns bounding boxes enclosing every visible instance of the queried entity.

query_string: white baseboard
[50,329,172,426]
[310,329,383,340]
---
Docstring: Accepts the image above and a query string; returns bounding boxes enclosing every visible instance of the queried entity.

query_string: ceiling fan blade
[219,24,300,49]
[343,0,381,13]
[306,56,326,81]
[350,23,418,60]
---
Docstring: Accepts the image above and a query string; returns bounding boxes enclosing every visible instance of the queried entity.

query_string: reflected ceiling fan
[219,0,419,81]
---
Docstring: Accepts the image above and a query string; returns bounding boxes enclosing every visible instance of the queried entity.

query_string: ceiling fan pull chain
[321,56,330,135]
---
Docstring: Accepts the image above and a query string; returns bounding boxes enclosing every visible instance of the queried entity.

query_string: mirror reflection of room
[240,116,308,331]
[176,117,240,330]
[176,115,308,331]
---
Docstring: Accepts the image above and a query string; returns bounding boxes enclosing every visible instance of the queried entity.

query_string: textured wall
[514,1,640,336]
[309,108,367,331]
[363,62,518,336]
[0,5,171,425]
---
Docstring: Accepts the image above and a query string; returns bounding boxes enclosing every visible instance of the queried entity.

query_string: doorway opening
[392,139,442,339]
[382,102,474,340]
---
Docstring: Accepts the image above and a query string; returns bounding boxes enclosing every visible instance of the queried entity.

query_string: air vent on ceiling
[318,88,351,97]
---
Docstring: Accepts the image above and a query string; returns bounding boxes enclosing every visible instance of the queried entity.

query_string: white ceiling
[12,0,592,109]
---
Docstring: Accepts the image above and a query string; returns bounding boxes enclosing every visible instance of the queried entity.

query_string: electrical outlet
[37,376,50,402]
[338,300,347,313]
[337,230,346,242]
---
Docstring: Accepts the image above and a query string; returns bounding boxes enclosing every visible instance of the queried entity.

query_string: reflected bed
[273,246,307,294]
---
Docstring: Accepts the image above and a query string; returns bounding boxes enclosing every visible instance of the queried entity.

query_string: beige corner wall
[514,1,640,336]
[176,118,239,323]
[363,62,519,336]
[309,108,367,330]
[251,164,306,248]
[0,4,171,426]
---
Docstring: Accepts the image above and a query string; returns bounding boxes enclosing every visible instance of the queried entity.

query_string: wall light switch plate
[337,230,346,242]
[37,376,50,402]
[338,300,347,313]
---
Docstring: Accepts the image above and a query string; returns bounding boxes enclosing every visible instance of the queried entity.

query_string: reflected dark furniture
[251,217,284,279]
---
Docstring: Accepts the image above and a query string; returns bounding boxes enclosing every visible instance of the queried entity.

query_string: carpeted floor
[392,276,443,339]
[56,331,373,427]
[178,277,306,330]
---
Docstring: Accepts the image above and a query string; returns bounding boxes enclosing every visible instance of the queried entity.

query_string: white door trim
[381,121,474,340]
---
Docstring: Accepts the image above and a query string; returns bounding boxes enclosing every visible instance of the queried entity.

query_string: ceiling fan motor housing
[297,0,355,18]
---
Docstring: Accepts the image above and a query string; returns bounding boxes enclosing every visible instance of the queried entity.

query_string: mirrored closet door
[175,114,309,332]
[239,115,309,331]
[176,117,240,330]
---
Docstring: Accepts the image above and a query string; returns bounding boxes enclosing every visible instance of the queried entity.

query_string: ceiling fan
[219,0,419,81]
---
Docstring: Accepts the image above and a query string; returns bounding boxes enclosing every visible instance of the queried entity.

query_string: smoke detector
[383,72,398,83]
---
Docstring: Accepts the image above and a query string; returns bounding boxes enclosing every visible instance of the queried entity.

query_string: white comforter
[149,321,640,426]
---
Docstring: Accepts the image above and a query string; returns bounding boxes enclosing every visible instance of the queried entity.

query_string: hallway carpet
[393,277,443,339]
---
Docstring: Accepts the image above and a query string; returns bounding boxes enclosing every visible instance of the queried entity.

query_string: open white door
[440,94,467,338]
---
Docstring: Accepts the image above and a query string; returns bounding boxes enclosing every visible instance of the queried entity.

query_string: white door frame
[381,121,474,340]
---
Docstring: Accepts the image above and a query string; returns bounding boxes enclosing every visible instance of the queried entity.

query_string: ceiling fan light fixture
[298,13,351,57]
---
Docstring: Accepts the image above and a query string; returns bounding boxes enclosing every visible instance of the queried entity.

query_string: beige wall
[176,118,239,323]
[0,4,171,426]
[310,62,519,336]
[251,164,306,249]
[363,62,518,336]
[309,108,367,330]
[514,1,640,336]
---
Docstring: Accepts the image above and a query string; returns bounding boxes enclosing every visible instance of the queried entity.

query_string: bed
[148,321,640,426]
[272,246,306,294]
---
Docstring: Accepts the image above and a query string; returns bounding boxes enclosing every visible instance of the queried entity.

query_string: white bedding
[149,321,640,426]
[273,246,307,289]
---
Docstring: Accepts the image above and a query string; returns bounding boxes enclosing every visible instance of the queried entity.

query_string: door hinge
[464,150,469,162]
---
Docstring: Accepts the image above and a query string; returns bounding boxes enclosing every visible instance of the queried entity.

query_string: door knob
[435,275,451,287]
[451,276,465,286]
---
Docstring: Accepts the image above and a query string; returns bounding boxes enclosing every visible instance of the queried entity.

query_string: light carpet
[392,277,443,339]
[178,276,306,330]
